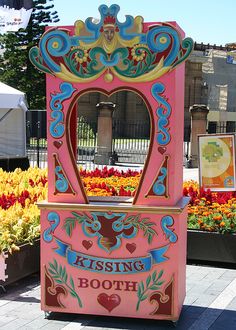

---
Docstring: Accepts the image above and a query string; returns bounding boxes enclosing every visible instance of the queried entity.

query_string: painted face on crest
[103,26,115,43]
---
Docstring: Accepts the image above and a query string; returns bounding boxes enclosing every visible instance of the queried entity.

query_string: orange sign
[199,134,236,191]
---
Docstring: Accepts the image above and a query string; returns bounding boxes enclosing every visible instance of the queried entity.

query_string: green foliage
[0,0,59,109]
[136,269,164,311]
[48,259,83,307]
[124,215,157,244]
[64,212,93,237]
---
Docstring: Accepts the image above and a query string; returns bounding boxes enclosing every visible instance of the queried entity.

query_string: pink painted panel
[40,205,187,320]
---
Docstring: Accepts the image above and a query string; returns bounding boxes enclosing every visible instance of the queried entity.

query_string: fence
[26,115,152,167]
[26,111,47,168]
[25,114,197,168]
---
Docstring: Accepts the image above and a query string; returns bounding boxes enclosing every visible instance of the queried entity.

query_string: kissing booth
[30,4,193,321]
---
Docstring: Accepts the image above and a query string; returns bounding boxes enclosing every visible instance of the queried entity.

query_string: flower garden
[0,166,235,253]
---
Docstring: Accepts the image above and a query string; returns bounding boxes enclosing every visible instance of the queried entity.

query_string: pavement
[0,264,236,330]
[1,167,236,330]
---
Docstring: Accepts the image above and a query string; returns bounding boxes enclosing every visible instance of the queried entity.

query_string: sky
[51,0,236,46]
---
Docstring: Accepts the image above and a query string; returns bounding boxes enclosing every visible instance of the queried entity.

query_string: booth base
[38,198,188,321]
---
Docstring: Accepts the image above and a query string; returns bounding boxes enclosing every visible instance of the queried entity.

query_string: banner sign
[54,238,170,275]
[199,134,236,191]
[0,0,33,33]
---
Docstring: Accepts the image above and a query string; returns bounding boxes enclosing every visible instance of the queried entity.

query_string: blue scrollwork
[55,165,69,193]
[43,212,60,243]
[147,26,179,66]
[29,4,193,82]
[161,215,177,243]
[49,82,76,138]
[82,212,138,252]
[152,82,171,146]
[153,166,167,196]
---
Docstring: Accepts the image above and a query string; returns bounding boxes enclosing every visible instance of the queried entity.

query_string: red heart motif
[158,146,166,154]
[82,240,93,250]
[97,293,121,312]
[126,243,136,254]
[53,140,63,149]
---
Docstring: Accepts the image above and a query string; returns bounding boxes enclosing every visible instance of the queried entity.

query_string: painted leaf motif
[157,270,164,280]
[70,276,75,290]
[152,270,157,281]
[140,294,148,301]
[146,275,151,287]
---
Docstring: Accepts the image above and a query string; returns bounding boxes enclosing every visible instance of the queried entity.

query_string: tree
[0,0,59,109]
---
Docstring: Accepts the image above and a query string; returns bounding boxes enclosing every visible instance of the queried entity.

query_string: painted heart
[126,243,136,254]
[97,293,121,312]
[158,146,166,154]
[82,240,93,250]
[53,140,63,149]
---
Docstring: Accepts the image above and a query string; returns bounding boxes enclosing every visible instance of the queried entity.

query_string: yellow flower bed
[0,167,47,253]
[1,167,235,253]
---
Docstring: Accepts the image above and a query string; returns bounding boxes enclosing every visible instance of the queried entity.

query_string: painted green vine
[123,215,157,244]
[63,212,157,244]
[63,212,92,237]
[136,269,164,311]
[48,259,83,307]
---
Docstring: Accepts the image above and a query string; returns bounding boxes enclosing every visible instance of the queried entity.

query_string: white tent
[0,82,28,156]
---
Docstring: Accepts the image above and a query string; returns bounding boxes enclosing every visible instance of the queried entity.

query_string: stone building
[185,42,236,140]
[77,42,236,141]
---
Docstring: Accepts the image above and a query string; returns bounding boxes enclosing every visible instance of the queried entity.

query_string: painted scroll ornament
[149,277,174,316]
[63,211,157,252]
[49,82,75,139]
[43,211,60,243]
[146,155,169,198]
[47,260,83,307]
[29,4,193,83]
[53,154,75,195]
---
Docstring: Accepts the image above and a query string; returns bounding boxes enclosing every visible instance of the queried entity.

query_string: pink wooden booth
[30,4,193,321]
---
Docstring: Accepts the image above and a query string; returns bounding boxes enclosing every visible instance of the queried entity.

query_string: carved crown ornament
[29,4,193,83]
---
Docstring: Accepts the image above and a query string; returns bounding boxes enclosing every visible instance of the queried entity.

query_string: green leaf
[61,267,66,279]
[140,294,148,301]
[146,275,151,287]
[151,53,156,63]
[53,259,58,270]
[157,281,165,286]
[59,265,63,277]
[148,228,157,234]
[148,234,152,244]
[49,262,56,271]
[140,281,145,293]
[64,273,68,283]
[70,276,75,290]
[157,270,164,280]
[70,291,78,297]
[64,218,76,237]
[71,211,81,217]
[48,268,56,275]
[146,222,156,227]
[55,279,64,284]
[152,270,157,281]
[149,285,161,290]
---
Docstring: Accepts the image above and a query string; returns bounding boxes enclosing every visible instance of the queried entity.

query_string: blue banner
[54,238,169,275]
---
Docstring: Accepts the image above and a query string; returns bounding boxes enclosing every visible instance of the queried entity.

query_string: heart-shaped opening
[66,88,154,203]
